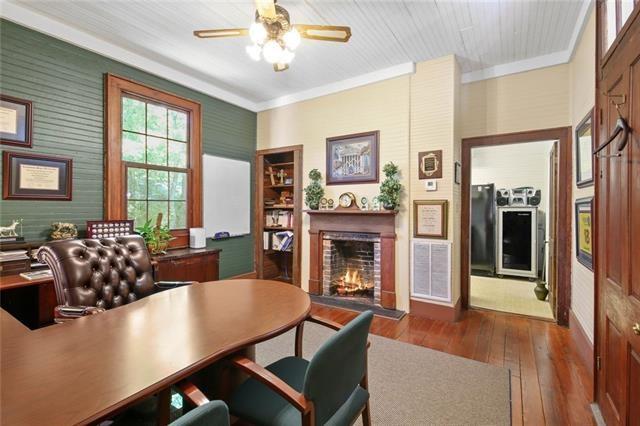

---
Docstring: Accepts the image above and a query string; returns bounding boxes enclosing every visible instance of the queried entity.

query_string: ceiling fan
[194,0,352,72]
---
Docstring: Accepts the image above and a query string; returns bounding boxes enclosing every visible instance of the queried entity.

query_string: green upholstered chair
[170,401,230,426]
[228,310,374,426]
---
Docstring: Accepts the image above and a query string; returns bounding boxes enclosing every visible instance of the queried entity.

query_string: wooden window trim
[105,74,202,248]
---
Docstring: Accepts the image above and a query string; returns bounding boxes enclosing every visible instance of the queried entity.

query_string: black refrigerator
[471,184,496,276]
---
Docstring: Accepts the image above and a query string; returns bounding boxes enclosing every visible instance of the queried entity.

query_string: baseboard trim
[410,297,462,322]
[569,309,594,379]
[228,271,258,280]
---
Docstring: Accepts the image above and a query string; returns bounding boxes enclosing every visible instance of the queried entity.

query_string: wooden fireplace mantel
[306,209,397,309]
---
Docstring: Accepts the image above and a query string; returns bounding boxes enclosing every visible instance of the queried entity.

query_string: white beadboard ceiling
[2,0,592,111]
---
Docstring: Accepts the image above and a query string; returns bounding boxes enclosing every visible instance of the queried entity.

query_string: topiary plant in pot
[378,162,402,211]
[304,169,325,210]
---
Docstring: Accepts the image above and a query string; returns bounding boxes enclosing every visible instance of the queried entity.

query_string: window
[601,0,638,55]
[106,75,202,248]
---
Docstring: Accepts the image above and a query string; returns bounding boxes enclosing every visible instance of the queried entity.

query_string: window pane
[127,167,147,199]
[122,131,145,163]
[606,0,617,49]
[621,1,634,27]
[122,97,145,133]
[128,200,147,228]
[147,103,167,137]
[148,170,169,200]
[148,201,169,227]
[168,141,188,168]
[170,172,187,200]
[169,201,187,229]
[147,136,167,166]
[168,110,188,142]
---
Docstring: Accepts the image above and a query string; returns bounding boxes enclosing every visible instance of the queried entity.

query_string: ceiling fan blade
[255,0,276,19]
[273,63,289,72]
[294,25,352,42]
[193,28,248,38]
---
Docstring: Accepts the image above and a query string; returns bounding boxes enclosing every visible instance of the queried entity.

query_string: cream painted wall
[409,56,461,306]
[257,76,412,311]
[569,10,596,343]
[461,64,571,138]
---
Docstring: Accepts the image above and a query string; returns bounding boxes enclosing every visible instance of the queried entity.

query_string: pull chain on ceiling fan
[194,0,351,72]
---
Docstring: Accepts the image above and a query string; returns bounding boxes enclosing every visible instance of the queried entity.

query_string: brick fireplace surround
[307,210,397,309]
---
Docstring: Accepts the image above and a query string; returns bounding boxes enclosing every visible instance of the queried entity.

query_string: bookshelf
[254,145,302,286]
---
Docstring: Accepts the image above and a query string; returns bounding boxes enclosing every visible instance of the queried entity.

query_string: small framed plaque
[575,197,593,270]
[418,150,443,179]
[414,200,448,239]
[0,95,32,148]
[3,151,72,200]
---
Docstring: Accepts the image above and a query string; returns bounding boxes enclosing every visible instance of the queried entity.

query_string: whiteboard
[202,154,251,237]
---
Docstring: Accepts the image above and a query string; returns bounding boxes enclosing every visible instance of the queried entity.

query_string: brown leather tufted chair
[37,235,157,318]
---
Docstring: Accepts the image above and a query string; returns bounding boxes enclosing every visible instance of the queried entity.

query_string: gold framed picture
[414,200,448,239]
[575,197,593,270]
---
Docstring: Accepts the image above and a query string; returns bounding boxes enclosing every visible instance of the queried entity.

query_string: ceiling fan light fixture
[283,28,301,50]
[245,44,262,61]
[262,39,284,64]
[249,21,267,45]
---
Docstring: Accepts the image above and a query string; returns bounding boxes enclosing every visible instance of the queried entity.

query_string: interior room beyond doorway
[469,140,557,320]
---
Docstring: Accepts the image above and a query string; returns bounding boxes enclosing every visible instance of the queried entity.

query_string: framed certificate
[3,151,72,200]
[414,200,448,239]
[0,95,32,148]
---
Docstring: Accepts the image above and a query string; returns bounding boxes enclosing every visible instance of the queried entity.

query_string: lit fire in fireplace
[335,268,374,296]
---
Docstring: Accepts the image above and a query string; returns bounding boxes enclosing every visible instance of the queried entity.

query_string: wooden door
[547,143,558,318]
[595,6,640,425]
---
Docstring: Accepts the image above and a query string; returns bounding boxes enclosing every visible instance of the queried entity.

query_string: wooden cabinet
[153,248,220,283]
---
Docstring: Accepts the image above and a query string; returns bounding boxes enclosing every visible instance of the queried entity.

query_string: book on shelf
[263,231,294,252]
[264,210,294,228]
[0,250,28,262]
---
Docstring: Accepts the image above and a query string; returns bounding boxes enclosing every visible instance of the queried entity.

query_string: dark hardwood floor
[311,303,595,425]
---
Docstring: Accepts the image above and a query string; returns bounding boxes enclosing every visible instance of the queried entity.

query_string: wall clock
[338,192,358,209]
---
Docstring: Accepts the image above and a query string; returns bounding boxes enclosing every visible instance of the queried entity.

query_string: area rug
[256,323,511,425]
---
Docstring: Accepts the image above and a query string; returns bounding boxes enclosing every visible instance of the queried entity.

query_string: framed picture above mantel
[326,130,379,185]
[2,151,72,200]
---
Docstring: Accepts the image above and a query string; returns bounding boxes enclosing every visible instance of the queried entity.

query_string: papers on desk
[19,269,53,280]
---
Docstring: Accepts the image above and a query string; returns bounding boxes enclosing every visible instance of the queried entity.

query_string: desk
[1,279,310,425]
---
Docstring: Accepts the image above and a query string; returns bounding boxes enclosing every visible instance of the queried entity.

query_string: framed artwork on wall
[454,161,461,184]
[0,95,32,148]
[418,150,443,179]
[414,200,448,239]
[2,151,72,200]
[575,196,593,270]
[326,131,379,185]
[575,108,594,187]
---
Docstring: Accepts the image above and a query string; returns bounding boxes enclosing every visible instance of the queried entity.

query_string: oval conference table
[0,279,311,425]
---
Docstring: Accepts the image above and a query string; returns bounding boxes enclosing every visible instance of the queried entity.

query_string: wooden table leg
[157,388,171,426]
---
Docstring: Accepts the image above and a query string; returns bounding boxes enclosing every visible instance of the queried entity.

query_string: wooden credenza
[153,247,220,283]
[1,247,221,328]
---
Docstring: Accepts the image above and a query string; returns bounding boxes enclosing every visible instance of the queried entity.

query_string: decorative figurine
[360,197,369,211]
[277,169,287,185]
[327,199,335,209]
[371,196,381,211]
[50,222,78,240]
[320,198,328,210]
[0,219,23,241]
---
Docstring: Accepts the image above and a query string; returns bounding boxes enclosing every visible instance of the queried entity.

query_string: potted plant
[304,169,325,210]
[136,213,174,255]
[377,162,402,210]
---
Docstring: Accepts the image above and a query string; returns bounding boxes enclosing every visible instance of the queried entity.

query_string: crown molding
[461,0,593,84]
[0,1,260,111]
[255,62,416,111]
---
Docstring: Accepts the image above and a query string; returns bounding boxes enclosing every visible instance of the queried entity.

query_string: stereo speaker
[527,189,542,206]
[496,189,510,206]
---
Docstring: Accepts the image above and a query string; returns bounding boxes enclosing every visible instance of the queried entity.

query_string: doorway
[468,140,557,320]
[461,128,573,326]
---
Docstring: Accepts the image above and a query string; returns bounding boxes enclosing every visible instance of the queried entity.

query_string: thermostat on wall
[424,180,437,191]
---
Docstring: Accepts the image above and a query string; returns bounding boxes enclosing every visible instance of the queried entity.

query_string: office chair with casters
[37,234,193,322]
[170,401,230,426]
[226,310,374,426]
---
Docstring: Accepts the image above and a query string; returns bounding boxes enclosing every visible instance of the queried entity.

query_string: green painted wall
[0,20,256,278]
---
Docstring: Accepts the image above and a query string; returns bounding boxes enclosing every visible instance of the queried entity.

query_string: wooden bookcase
[254,146,302,286]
